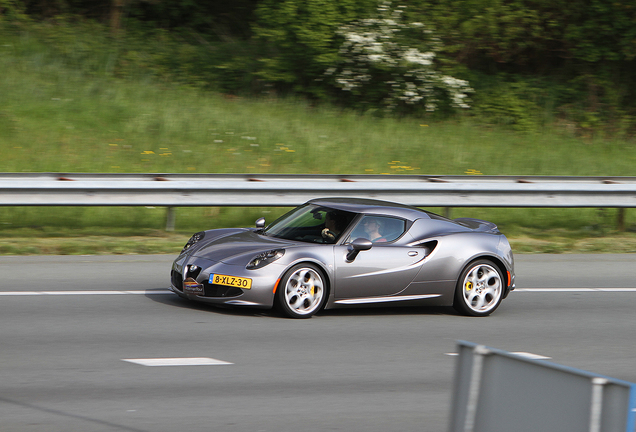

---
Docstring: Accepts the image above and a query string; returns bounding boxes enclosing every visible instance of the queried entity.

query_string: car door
[333,215,423,299]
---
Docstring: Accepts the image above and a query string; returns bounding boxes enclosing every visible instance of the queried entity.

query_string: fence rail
[1,173,634,230]
[2,173,635,207]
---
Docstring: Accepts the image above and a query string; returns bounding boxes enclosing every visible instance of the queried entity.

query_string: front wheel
[453,260,504,317]
[277,264,327,319]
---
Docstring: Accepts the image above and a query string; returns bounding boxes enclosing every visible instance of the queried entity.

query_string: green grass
[2,26,635,177]
[2,230,635,256]
[1,22,635,254]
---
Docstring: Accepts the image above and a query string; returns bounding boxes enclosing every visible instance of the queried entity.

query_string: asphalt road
[1,254,635,432]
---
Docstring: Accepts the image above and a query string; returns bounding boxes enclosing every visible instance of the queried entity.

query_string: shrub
[0,0,29,22]
[252,0,375,96]
[325,1,472,113]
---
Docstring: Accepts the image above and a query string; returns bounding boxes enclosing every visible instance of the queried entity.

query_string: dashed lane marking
[122,358,233,366]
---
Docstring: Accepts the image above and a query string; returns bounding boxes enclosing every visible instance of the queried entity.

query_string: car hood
[191,229,293,263]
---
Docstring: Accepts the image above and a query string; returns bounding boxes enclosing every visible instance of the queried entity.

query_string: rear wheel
[453,260,504,317]
[277,264,327,319]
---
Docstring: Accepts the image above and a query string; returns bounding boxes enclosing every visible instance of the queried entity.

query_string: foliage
[2,0,636,134]
[126,0,260,38]
[325,1,472,113]
[466,74,574,132]
[403,0,636,68]
[12,0,260,38]
[405,0,636,134]
[471,83,539,131]
[563,0,636,63]
[252,0,375,96]
[3,20,635,178]
[0,0,28,21]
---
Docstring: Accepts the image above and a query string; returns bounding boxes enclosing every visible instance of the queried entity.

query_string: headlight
[246,249,285,270]
[181,231,205,255]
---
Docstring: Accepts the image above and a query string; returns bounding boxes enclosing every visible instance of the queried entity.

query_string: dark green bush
[251,0,375,97]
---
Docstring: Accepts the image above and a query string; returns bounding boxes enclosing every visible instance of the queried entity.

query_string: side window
[350,215,406,243]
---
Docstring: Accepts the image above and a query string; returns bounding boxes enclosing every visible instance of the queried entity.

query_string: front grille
[171,270,183,291]
[203,282,243,298]
[172,268,242,298]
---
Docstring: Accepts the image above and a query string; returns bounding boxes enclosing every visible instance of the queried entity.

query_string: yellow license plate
[210,274,252,289]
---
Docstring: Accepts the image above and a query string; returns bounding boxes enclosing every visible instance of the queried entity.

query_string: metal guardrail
[450,341,636,432]
[1,173,634,229]
[1,173,635,207]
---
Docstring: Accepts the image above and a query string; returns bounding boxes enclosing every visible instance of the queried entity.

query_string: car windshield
[262,204,357,244]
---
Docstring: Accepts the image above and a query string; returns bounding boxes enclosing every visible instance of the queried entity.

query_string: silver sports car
[170,198,515,318]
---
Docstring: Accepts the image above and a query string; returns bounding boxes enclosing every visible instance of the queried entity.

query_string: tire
[453,260,504,317]
[277,263,327,319]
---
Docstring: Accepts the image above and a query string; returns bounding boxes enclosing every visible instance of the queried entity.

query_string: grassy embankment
[0,24,635,255]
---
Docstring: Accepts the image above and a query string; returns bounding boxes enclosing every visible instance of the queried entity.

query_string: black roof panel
[307,197,434,221]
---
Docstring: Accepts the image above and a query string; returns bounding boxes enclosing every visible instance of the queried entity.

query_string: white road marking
[445,352,551,360]
[0,290,173,296]
[1,288,635,296]
[122,357,233,367]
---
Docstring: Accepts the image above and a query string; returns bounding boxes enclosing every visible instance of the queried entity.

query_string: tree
[326,2,472,112]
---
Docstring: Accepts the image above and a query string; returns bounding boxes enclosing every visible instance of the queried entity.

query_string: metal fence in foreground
[450,341,636,432]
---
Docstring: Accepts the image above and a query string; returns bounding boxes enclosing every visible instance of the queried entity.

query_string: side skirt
[333,294,441,306]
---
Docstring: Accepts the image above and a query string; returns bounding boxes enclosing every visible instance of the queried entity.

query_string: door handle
[408,251,418,257]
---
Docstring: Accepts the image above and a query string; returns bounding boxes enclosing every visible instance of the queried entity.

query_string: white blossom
[327,1,472,112]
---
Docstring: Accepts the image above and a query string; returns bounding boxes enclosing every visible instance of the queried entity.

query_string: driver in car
[321,211,347,243]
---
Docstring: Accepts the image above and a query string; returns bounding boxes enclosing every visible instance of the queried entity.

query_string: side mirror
[255,217,266,229]
[346,238,373,262]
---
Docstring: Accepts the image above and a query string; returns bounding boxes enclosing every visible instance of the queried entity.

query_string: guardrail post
[617,208,626,232]
[463,344,489,432]
[166,207,176,232]
[589,377,607,432]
